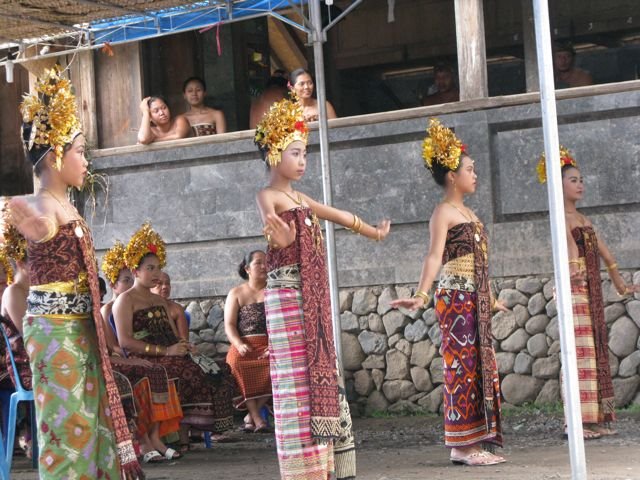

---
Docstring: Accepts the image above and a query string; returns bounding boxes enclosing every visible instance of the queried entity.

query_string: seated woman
[101,240,183,463]
[224,250,271,433]
[113,223,235,454]
[289,68,337,122]
[137,95,191,145]
[181,77,227,136]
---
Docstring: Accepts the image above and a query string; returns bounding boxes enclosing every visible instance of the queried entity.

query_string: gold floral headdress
[20,65,82,170]
[421,118,466,173]
[1,201,27,264]
[254,95,308,167]
[124,222,167,270]
[0,247,13,285]
[102,240,127,285]
[536,146,578,184]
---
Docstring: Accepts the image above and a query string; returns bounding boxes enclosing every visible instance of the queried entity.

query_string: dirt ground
[10,409,640,480]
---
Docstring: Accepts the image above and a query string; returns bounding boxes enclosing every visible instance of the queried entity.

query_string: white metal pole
[532,1,587,478]
[309,0,343,365]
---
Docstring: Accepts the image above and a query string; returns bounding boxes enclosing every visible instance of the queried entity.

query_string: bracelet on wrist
[413,290,430,306]
[144,343,151,354]
[606,262,618,271]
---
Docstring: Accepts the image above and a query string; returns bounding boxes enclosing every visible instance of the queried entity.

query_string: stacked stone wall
[187,271,640,415]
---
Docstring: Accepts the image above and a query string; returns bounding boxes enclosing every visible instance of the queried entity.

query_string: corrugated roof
[0,1,306,49]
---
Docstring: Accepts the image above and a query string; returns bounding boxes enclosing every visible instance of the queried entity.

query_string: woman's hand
[493,300,509,313]
[8,197,54,242]
[139,97,151,116]
[264,213,296,248]
[235,341,253,357]
[166,342,189,357]
[390,297,424,311]
[375,219,391,241]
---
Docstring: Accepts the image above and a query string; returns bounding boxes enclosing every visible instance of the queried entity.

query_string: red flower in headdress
[460,144,467,153]
[148,243,158,254]
[561,156,573,165]
[294,121,307,133]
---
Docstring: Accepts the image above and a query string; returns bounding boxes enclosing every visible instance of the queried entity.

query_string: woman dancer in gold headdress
[391,119,507,466]
[537,148,639,439]
[8,67,143,479]
[254,96,389,479]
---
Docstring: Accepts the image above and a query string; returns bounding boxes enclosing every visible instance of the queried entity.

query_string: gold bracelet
[348,214,363,234]
[606,262,618,271]
[155,344,160,356]
[413,290,430,305]
[350,213,358,230]
[144,343,150,354]
[35,216,58,243]
[568,259,581,265]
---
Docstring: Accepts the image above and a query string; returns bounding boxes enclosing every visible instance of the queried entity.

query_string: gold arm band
[413,290,430,305]
[35,216,58,244]
[606,262,618,271]
[144,343,151,354]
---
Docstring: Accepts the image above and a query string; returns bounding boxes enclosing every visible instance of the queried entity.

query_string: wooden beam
[454,0,488,100]
[521,0,539,92]
[70,50,98,148]
[267,16,307,73]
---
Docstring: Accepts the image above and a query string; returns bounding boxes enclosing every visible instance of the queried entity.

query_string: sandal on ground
[159,447,182,460]
[564,428,602,440]
[582,428,602,439]
[141,451,165,464]
[253,423,272,434]
[589,425,617,436]
[240,422,255,433]
[451,450,506,466]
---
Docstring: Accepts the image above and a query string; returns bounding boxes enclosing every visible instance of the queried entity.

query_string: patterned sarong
[265,287,335,480]
[24,295,122,479]
[570,283,601,423]
[134,377,182,437]
[227,335,272,409]
[436,288,502,447]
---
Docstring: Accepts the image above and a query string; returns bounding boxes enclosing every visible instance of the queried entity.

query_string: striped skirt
[265,288,335,480]
[436,288,501,447]
[571,283,601,424]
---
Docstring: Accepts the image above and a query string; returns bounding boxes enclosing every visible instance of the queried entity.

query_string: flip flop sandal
[141,451,165,464]
[241,423,256,433]
[159,447,182,460]
[451,451,504,466]
[253,424,272,434]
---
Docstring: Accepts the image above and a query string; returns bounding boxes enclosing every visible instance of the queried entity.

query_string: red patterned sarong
[227,335,271,409]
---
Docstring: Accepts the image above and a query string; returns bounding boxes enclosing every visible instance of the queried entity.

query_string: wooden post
[71,51,99,148]
[522,0,540,92]
[95,43,143,148]
[454,0,488,100]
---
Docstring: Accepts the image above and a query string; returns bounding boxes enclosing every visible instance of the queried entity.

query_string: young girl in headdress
[391,119,507,466]
[254,97,390,479]
[8,67,143,479]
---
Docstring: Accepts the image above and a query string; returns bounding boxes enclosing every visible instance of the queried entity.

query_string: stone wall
[183,272,640,415]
